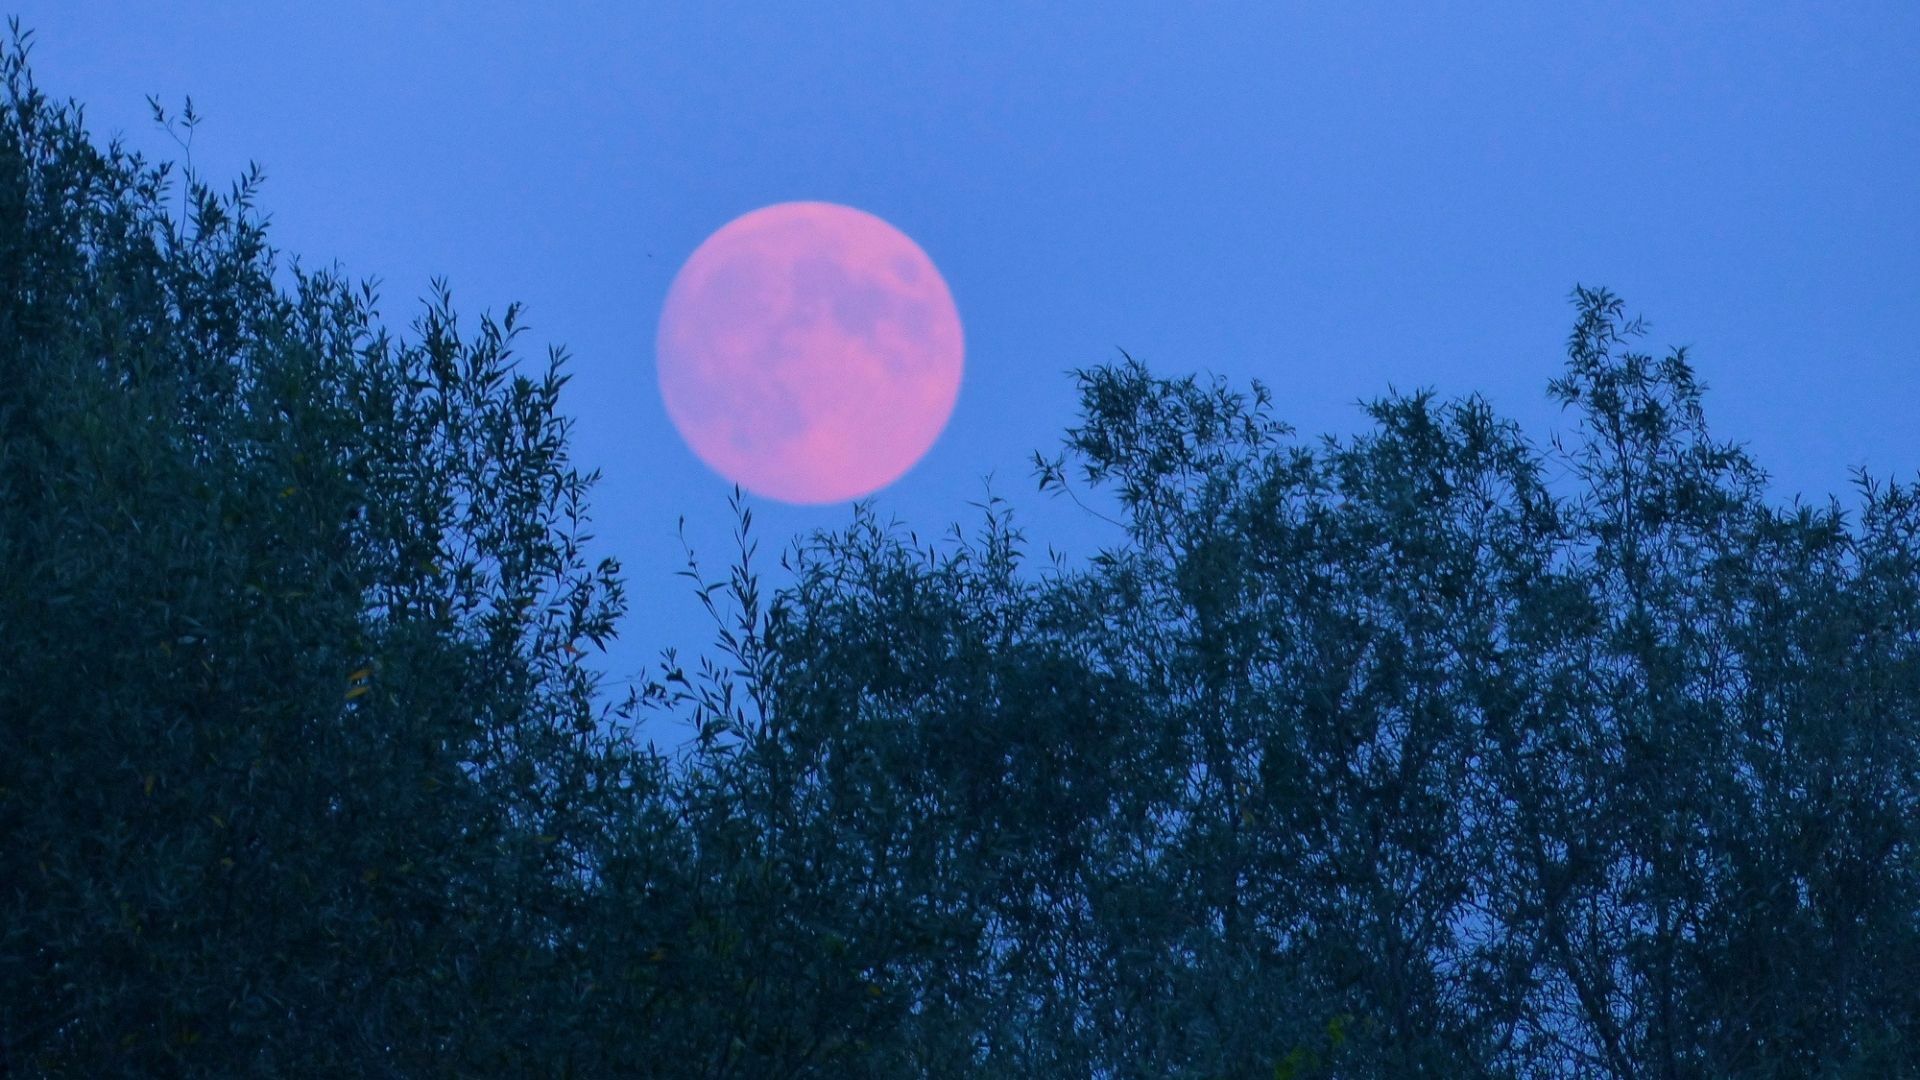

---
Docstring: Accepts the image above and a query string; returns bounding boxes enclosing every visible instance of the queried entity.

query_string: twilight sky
[17,4,1918,746]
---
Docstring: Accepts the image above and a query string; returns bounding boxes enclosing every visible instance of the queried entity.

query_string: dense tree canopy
[0,27,651,1073]
[3,27,1915,1077]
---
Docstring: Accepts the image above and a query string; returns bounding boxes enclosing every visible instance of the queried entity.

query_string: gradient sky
[17,3,1918,747]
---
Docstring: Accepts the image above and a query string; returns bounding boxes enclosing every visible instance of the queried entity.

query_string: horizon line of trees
[4,24,1917,1077]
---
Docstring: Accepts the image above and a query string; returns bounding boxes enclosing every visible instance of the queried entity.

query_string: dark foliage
[0,25,651,1074]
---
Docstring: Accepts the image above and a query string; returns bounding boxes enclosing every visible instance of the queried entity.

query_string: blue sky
[17,3,1918,747]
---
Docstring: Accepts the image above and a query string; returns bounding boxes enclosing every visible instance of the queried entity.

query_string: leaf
[345,684,370,700]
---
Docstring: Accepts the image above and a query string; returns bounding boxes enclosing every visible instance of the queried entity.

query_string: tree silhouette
[0,25,649,1073]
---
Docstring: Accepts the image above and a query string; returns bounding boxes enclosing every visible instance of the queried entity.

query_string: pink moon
[655,201,965,505]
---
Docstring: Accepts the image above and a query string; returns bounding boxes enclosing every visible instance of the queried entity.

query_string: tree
[683,288,1920,1076]
[0,25,653,1074]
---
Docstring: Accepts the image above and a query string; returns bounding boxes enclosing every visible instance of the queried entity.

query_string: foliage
[0,23,652,1074]
[4,23,1917,1077]
[645,282,1919,1075]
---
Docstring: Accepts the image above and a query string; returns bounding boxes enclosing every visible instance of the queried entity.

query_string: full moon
[656,201,965,505]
